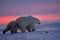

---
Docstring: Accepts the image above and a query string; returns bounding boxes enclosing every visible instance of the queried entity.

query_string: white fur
[15,16,40,32]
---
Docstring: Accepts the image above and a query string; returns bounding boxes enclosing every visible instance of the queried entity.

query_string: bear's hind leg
[19,26,26,33]
[3,26,11,34]
[10,25,17,34]
[11,30,17,33]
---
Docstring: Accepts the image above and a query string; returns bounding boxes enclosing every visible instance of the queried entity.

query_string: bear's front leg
[26,25,32,32]
[26,24,36,32]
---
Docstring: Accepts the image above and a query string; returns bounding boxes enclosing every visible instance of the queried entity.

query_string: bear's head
[27,16,41,24]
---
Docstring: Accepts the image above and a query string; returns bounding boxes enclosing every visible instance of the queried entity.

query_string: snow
[0,23,60,40]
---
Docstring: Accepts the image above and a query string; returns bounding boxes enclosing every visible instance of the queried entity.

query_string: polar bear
[3,21,18,34]
[3,16,41,34]
[15,16,41,33]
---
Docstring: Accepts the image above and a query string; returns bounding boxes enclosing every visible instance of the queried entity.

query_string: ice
[0,23,60,40]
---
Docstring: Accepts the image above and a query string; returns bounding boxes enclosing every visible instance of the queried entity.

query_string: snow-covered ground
[0,23,60,40]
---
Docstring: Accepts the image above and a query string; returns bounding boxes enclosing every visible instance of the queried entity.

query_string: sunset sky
[0,0,60,24]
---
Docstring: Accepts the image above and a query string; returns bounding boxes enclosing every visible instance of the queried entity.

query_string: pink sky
[0,14,60,24]
[0,0,60,24]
